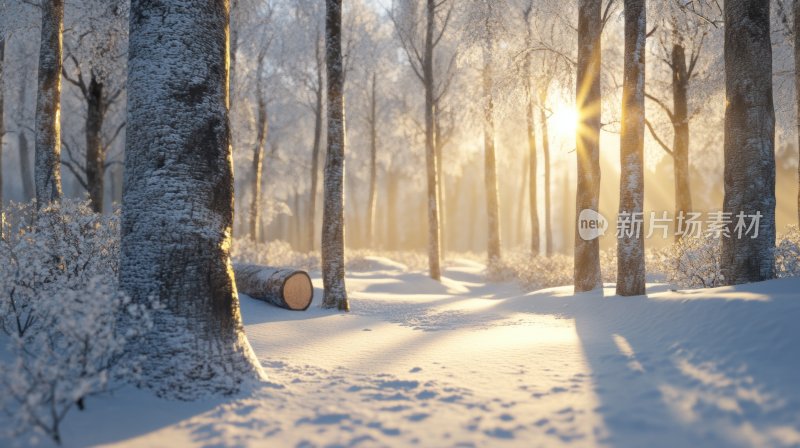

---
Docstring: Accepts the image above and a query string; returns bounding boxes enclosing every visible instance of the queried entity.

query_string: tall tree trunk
[85,74,105,213]
[308,34,324,252]
[672,43,692,237]
[721,0,775,284]
[229,0,238,105]
[616,0,646,296]
[526,79,539,256]
[34,0,64,207]
[539,90,553,257]
[423,0,442,280]
[17,77,34,201]
[250,49,268,242]
[524,5,540,256]
[321,0,348,310]
[386,168,398,250]
[366,73,378,248]
[483,39,501,263]
[574,0,602,292]
[122,0,264,398]
[518,150,529,247]
[434,104,446,255]
[0,37,5,221]
[796,0,800,225]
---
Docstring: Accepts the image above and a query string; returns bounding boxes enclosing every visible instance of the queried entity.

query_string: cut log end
[234,264,314,311]
[283,272,313,310]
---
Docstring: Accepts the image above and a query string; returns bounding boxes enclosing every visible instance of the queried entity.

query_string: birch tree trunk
[34,0,64,207]
[574,0,602,292]
[85,75,105,213]
[796,0,800,225]
[539,89,553,257]
[616,0,646,296]
[524,4,539,256]
[366,72,378,248]
[249,48,268,242]
[122,0,264,398]
[17,78,34,201]
[671,43,692,237]
[483,40,501,263]
[308,33,324,252]
[721,0,776,284]
[321,0,348,310]
[423,0,442,280]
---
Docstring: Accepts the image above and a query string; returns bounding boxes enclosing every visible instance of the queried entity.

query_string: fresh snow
[14,258,800,447]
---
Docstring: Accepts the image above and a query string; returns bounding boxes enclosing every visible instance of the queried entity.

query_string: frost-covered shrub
[663,234,723,288]
[0,200,153,445]
[1,278,153,445]
[487,251,573,290]
[599,248,618,284]
[232,238,441,273]
[661,226,800,289]
[775,225,800,278]
[232,239,320,272]
[0,201,120,336]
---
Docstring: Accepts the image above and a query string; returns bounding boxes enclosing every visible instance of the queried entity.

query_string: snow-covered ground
[29,258,800,447]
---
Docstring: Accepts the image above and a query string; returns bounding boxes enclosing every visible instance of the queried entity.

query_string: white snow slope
[22,258,800,447]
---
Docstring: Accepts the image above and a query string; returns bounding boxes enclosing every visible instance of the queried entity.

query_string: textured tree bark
[366,73,378,248]
[721,0,776,284]
[308,34,324,252]
[321,0,348,310]
[234,264,313,311]
[671,43,692,237]
[0,37,4,221]
[229,0,239,105]
[249,48,268,242]
[423,0,442,280]
[796,0,800,225]
[616,0,646,296]
[483,39,501,263]
[122,0,264,398]
[34,0,64,208]
[574,0,602,292]
[85,75,105,213]
[539,90,553,257]
[17,78,35,201]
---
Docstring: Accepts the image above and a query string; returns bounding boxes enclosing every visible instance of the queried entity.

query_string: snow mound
[347,256,409,273]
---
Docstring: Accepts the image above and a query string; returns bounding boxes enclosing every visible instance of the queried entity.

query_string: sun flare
[549,103,579,139]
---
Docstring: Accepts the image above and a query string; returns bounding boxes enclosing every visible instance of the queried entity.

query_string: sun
[548,103,579,140]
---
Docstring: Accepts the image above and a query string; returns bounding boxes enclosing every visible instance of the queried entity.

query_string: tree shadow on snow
[496,279,800,447]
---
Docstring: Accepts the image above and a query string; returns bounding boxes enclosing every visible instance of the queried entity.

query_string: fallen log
[234,264,313,311]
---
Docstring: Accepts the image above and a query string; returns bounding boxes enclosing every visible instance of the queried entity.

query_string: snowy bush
[663,234,723,288]
[0,200,154,445]
[0,201,120,336]
[487,252,574,290]
[233,238,439,273]
[232,239,321,272]
[775,225,800,278]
